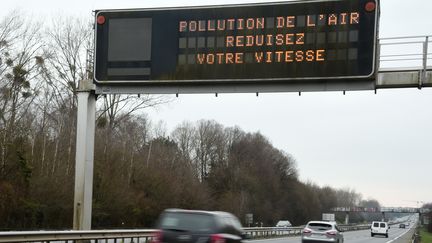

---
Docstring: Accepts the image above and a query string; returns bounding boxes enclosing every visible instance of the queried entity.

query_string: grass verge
[420,227,432,243]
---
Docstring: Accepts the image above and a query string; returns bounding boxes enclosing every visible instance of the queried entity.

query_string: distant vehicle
[399,223,405,229]
[322,213,336,222]
[371,221,389,238]
[405,222,410,226]
[153,209,247,243]
[275,220,292,227]
[301,221,344,243]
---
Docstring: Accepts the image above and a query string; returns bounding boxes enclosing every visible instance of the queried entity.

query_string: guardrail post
[420,36,429,88]
[377,38,381,71]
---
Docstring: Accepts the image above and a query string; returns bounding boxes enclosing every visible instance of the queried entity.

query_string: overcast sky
[1,0,431,208]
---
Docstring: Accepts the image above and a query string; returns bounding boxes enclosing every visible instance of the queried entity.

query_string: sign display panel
[94,0,379,84]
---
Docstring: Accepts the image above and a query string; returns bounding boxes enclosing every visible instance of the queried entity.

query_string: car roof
[307,221,337,225]
[163,208,233,217]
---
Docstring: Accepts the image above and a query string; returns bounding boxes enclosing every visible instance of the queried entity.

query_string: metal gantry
[377,35,432,89]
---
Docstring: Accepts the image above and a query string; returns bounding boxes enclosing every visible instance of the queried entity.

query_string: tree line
[422,203,432,232]
[0,12,386,230]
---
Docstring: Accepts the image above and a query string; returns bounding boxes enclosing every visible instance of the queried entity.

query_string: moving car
[153,209,247,243]
[371,221,389,238]
[275,220,292,227]
[399,223,405,229]
[301,221,344,243]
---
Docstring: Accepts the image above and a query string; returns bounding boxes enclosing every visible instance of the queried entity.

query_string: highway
[0,223,417,243]
[246,224,415,243]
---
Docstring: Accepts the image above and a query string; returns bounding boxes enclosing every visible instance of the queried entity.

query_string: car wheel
[386,234,388,238]
[371,233,374,237]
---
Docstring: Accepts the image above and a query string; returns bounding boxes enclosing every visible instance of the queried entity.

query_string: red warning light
[97,15,106,25]
[365,1,376,12]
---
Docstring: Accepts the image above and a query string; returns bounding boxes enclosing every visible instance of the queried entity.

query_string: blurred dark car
[153,209,247,243]
[399,223,405,229]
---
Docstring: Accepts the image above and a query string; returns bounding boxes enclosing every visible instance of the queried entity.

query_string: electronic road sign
[94,0,379,86]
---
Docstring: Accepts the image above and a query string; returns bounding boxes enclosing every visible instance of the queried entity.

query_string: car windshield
[380,223,386,228]
[373,222,379,227]
[308,223,332,230]
[160,212,216,232]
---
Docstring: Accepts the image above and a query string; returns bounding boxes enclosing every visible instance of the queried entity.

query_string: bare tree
[193,120,226,181]
[43,16,91,101]
[335,188,362,207]
[0,12,43,177]
[172,121,196,167]
[98,94,169,130]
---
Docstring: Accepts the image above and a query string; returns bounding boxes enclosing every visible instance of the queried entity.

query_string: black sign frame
[94,0,380,86]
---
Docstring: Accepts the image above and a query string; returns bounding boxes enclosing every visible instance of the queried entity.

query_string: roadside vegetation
[422,204,432,240]
[420,227,432,243]
[0,12,387,230]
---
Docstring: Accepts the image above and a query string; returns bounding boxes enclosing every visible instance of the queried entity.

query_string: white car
[371,221,389,238]
[275,220,292,227]
[301,221,344,243]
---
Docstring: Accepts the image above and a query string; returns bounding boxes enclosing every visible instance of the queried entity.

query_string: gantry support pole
[73,80,96,230]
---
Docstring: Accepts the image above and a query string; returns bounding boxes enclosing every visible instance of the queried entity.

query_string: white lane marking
[386,227,413,243]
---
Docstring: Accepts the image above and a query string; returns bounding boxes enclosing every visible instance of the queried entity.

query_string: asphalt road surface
[247,225,415,243]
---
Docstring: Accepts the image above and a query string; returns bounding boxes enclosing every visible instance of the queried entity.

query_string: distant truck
[276,220,292,227]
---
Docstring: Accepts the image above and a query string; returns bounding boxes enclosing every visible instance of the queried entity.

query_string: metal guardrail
[245,226,304,238]
[379,35,431,72]
[411,228,421,243]
[376,35,432,89]
[0,224,374,243]
[0,229,155,243]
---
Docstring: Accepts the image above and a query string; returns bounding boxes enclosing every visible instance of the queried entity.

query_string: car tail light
[211,234,226,243]
[326,230,337,236]
[302,228,312,234]
[151,230,163,243]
